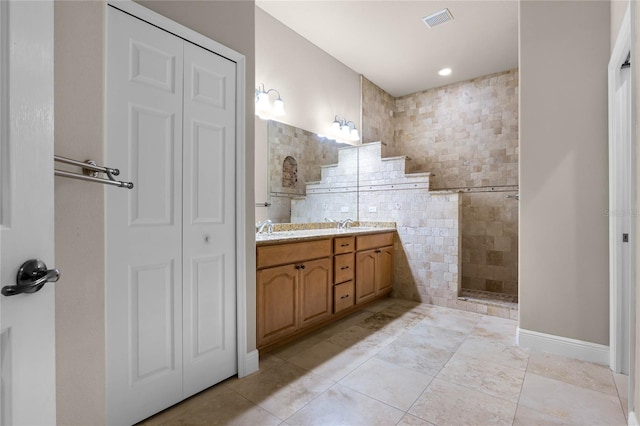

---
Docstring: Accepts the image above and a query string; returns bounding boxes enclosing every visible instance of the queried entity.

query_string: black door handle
[2,259,60,296]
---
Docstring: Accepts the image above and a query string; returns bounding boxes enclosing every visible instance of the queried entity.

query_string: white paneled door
[0,1,56,425]
[182,42,237,398]
[106,7,237,425]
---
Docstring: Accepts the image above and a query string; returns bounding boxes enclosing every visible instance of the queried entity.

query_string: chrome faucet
[324,217,339,228]
[338,218,354,230]
[256,219,274,234]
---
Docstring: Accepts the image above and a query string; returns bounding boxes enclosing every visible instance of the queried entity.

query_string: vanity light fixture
[438,67,452,76]
[320,115,360,144]
[255,83,286,120]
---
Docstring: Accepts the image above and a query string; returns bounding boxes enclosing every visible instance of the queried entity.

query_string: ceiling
[256,1,518,98]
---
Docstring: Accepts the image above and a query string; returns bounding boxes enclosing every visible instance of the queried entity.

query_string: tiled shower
[264,68,519,315]
[361,68,519,309]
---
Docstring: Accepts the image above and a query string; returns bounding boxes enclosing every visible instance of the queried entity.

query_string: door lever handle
[2,259,60,296]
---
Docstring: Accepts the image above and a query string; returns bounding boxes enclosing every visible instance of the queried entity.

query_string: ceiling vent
[422,8,454,28]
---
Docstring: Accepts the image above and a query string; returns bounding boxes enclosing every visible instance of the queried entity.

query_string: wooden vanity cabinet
[257,239,332,348]
[257,231,394,350]
[355,233,394,305]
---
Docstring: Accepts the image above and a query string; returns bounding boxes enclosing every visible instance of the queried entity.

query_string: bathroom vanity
[256,226,395,350]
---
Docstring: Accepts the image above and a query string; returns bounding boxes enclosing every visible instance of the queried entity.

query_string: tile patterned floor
[139,298,628,426]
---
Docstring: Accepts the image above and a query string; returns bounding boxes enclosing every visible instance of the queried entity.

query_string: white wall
[519,1,610,345]
[255,6,361,138]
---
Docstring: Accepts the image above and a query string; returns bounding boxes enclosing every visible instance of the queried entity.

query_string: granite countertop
[255,222,396,245]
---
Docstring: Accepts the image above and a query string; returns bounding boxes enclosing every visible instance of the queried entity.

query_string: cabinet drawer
[257,239,332,269]
[334,281,355,313]
[334,253,354,284]
[356,232,394,251]
[334,236,355,254]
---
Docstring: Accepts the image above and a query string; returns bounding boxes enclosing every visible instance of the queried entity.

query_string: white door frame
[107,0,256,377]
[609,0,633,381]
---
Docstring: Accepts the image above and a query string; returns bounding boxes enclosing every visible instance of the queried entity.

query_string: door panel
[377,247,393,294]
[106,8,184,425]
[182,41,237,398]
[355,250,377,304]
[131,262,176,381]
[299,258,332,328]
[191,255,225,359]
[257,265,298,347]
[0,2,56,424]
[129,105,176,226]
[191,122,224,223]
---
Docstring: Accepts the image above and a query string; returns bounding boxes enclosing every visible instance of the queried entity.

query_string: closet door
[182,42,237,397]
[106,8,184,425]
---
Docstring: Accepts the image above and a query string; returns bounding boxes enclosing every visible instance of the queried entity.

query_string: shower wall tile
[362,69,519,190]
[361,71,519,302]
[461,192,518,295]
[362,76,395,157]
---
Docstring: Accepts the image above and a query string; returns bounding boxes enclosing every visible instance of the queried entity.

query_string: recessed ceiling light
[438,68,452,76]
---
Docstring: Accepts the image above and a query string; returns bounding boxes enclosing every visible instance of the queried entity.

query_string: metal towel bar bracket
[54,155,134,189]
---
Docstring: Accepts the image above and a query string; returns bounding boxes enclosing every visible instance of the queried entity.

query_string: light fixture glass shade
[272,98,286,116]
[351,128,359,141]
[256,91,270,114]
[341,124,351,139]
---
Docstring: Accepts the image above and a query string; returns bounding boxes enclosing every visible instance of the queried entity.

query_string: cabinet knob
[375,249,382,253]
[340,294,350,299]
[341,243,350,247]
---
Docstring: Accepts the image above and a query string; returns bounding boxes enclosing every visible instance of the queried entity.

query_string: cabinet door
[377,246,393,294]
[257,264,298,347]
[299,258,333,328]
[355,249,377,305]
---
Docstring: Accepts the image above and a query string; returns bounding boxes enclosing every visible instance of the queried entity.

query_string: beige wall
[54,2,106,424]
[255,6,361,139]
[54,1,255,424]
[255,117,269,223]
[611,0,629,52]
[519,1,610,345]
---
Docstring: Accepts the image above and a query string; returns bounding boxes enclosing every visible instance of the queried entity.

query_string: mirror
[264,120,358,223]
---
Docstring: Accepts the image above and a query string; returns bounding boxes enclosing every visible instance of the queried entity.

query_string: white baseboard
[517,328,610,365]
[629,411,639,426]
[238,350,259,378]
